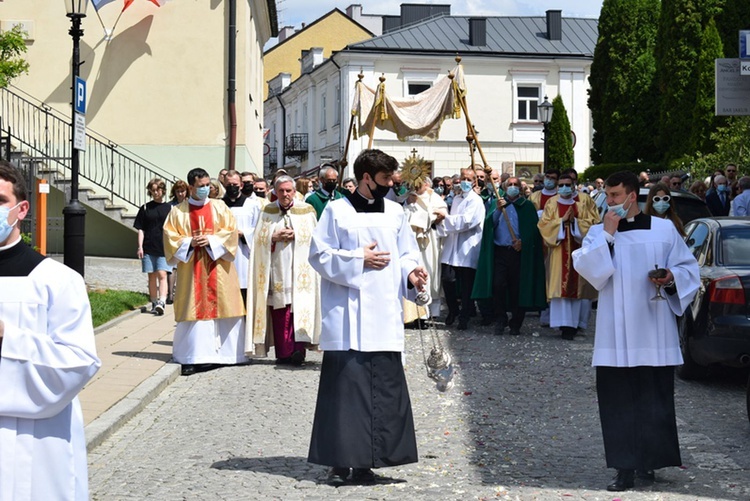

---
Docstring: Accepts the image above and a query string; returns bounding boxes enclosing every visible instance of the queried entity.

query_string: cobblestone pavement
[88,313,750,500]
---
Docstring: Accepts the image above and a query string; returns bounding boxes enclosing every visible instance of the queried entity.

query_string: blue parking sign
[75,77,86,115]
[741,31,750,59]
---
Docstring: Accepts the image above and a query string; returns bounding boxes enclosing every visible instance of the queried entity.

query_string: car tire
[676,315,707,380]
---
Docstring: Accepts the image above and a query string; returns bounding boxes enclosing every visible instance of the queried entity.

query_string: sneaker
[146,301,157,314]
[154,300,165,316]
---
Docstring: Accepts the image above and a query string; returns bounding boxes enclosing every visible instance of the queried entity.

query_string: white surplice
[438,190,484,269]
[229,197,261,290]
[0,257,100,501]
[308,197,423,352]
[572,216,700,367]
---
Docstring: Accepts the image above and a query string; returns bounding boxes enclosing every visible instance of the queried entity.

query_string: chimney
[346,4,363,19]
[268,73,292,97]
[278,25,294,42]
[469,18,486,46]
[546,10,562,41]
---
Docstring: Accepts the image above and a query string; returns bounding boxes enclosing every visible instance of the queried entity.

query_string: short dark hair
[187,168,210,186]
[559,173,574,183]
[0,160,27,202]
[561,168,577,179]
[605,171,639,193]
[544,168,561,179]
[353,149,398,182]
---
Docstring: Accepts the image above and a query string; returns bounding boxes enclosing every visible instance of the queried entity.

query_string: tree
[588,0,660,165]
[716,0,750,59]
[547,95,574,170]
[655,0,722,163]
[0,25,29,88]
[691,17,724,155]
[688,116,750,181]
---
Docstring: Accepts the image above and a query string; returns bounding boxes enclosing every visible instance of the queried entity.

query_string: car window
[684,223,710,262]
[718,228,750,266]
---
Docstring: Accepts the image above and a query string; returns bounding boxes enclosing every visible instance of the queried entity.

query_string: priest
[572,171,700,491]
[163,167,246,376]
[0,161,101,500]
[537,173,600,339]
[246,175,320,364]
[307,149,427,486]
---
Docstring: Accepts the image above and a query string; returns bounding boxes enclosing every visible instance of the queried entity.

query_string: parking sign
[75,77,86,115]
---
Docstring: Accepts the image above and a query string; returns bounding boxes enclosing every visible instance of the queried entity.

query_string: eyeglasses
[727,169,737,173]
[534,179,544,183]
[670,182,682,186]
[653,195,671,203]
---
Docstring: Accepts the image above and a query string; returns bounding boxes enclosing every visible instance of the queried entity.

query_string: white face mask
[0,203,21,243]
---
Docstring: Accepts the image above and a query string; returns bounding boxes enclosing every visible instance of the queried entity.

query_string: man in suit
[706,174,731,216]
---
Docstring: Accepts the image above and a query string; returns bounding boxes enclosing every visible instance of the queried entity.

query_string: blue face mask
[717,184,728,193]
[194,185,211,200]
[506,186,520,198]
[544,178,556,190]
[460,181,472,193]
[0,203,21,243]
[558,185,573,197]
[609,194,633,218]
[434,186,444,195]
[653,200,670,214]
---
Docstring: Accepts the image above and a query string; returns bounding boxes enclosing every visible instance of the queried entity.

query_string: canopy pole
[338,72,365,183]
[368,74,386,149]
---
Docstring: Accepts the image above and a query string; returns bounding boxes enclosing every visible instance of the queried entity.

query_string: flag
[148,0,170,6]
[123,0,134,11]
[91,0,118,10]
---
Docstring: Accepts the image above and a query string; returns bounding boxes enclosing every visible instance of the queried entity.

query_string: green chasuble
[307,189,344,220]
[471,197,547,310]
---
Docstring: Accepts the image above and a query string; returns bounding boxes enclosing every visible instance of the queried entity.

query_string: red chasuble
[189,203,219,319]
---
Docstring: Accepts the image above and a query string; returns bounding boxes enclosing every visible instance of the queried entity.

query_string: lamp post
[63,0,88,277]
[539,95,553,171]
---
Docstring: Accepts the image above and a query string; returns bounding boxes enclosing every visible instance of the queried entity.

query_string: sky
[273,0,604,34]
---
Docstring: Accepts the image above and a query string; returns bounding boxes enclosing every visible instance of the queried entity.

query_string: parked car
[593,188,711,223]
[678,217,750,380]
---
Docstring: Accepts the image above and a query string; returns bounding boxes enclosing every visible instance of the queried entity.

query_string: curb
[93,305,150,335]
[85,362,181,452]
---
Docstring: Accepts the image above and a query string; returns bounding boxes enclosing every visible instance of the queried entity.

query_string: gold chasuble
[163,199,245,322]
[245,202,321,357]
[538,196,600,301]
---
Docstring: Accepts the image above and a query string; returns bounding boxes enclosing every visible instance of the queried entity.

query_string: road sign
[741,31,750,59]
[75,77,86,115]
[715,59,750,116]
[74,112,86,150]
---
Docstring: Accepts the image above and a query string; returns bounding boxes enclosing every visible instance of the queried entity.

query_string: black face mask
[241,182,254,196]
[226,185,240,198]
[323,180,338,193]
[476,179,486,189]
[368,179,391,199]
[255,190,266,199]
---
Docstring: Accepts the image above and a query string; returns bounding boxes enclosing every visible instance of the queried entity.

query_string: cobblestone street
[88,313,750,500]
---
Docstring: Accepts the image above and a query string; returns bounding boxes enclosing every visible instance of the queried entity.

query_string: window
[685,223,710,263]
[320,92,327,130]
[408,82,431,96]
[517,86,540,121]
[334,85,341,125]
[302,103,308,133]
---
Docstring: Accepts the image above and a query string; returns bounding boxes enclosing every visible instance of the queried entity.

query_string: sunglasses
[653,195,671,203]
[558,183,573,188]
[727,170,737,173]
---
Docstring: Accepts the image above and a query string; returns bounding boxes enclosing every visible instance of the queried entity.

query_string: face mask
[323,180,338,193]
[653,200,670,214]
[609,194,633,218]
[717,184,728,193]
[476,179,486,189]
[460,181,472,193]
[434,186,444,195]
[0,203,21,243]
[225,185,240,198]
[544,178,556,190]
[367,177,391,199]
[241,182,254,196]
[255,190,267,199]
[194,186,211,200]
[558,185,573,197]
[393,184,407,197]
[506,186,520,198]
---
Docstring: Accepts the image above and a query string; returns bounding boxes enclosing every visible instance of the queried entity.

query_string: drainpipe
[275,94,286,176]
[227,0,237,170]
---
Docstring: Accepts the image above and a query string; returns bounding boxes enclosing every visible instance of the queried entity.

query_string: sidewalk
[81,302,180,452]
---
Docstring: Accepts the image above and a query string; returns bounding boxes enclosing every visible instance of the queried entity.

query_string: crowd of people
[4,150,727,497]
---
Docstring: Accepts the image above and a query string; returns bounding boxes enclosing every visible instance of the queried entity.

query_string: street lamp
[539,95,553,171]
[63,0,88,277]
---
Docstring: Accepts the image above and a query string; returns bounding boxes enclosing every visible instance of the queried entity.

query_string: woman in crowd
[689,180,707,201]
[644,182,685,237]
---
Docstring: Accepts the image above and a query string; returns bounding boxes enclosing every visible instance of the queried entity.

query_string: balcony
[285,133,308,159]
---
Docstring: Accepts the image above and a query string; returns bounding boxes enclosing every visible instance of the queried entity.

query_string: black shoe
[290,350,305,366]
[351,468,375,484]
[445,312,457,326]
[480,316,494,326]
[326,467,350,486]
[636,469,655,482]
[509,328,521,336]
[561,327,576,340]
[607,469,635,491]
[276,357,292,365]
[166,297,174,305]
[181,364,196,376]
[457,319,468,331]
[494,324,506,335]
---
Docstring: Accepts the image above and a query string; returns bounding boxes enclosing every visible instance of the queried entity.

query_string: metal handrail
[0,85,178,211]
